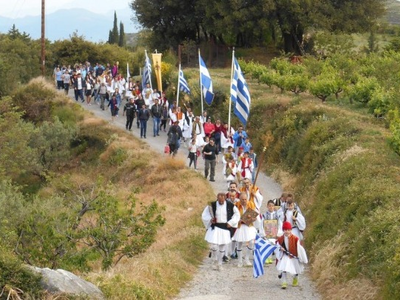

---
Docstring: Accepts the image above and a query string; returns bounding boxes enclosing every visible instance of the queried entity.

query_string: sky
[0,0,130,18]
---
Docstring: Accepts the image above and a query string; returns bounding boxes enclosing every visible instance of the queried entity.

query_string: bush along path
[73,94,320,300]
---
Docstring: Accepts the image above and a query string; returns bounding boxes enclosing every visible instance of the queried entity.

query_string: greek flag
[142,52,152,89]
[253,235,277,278]
[179,69,191,94]
[231,57,251,127]
[199,55,214,105]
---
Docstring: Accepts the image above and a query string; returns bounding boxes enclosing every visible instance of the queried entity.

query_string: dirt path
[74,96,321,300]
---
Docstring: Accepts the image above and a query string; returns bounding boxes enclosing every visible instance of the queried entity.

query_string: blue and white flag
[231,57,251,127]
[142,52,152,89]
[179,69,191,94]
[253,235,277,278]
[199,55,214,105]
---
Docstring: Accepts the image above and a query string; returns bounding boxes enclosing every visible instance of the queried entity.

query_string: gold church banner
[152,53,162,92]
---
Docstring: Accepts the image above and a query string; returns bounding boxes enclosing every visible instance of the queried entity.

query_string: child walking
[261,200,282,264]
[275,221,308,289]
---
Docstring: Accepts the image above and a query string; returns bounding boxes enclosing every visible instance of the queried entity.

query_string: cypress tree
[118,22,126,47]
[108,30,113,44]
[111,11,119,44]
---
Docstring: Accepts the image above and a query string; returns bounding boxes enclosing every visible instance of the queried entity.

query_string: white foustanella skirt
[232,224,257,242]
[205,226,232,245]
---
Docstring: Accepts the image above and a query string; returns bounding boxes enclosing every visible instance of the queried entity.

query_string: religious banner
[152,52,163,92]
[240,208,259,226]
[263,219,278,238]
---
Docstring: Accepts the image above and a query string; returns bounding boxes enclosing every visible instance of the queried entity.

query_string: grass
[10,57,400,299]
[4,78,215,299]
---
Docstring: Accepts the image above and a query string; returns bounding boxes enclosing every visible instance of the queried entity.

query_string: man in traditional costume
[182,108,194,144]
[240,177,263,232]
[202,193,240,271]
[192,116,205,148]
[275,221,308,289]
[240,178,263,211]
[221,123,235,152]
[232,192,259,267]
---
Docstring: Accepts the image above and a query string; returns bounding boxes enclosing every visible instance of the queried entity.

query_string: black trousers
[126,114,134,130]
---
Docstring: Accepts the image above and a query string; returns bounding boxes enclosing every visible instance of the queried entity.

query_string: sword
[263,237,299,260]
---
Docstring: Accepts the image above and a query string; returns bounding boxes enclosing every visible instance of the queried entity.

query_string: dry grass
[69,114,214,298]
[18,84,217,299]
[311,234,379,300]
[335,144,368,163]
[270,168,298,193]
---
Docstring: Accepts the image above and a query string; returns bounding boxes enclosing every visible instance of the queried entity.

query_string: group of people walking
[202,183,308,289]
[56,60,309,290]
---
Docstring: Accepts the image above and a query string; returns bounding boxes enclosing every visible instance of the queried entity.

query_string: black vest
[211,201,234,221]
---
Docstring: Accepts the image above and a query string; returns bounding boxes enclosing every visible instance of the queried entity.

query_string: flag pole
[176,63,181,107]
[228,47,235,134]
[253,147,266,187]
[198,49,204,117]
[126,62,130,93]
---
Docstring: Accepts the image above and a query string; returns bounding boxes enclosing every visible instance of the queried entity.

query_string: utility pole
[41,0,46,76]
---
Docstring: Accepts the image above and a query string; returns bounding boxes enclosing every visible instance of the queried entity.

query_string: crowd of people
[54,61,308,289]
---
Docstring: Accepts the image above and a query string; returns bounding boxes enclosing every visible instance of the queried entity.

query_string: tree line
[130,0,386,53]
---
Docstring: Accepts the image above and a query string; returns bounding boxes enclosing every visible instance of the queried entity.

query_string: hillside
[0,78,215,299]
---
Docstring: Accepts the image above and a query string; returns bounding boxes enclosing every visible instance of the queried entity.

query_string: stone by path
[73,95,321,300]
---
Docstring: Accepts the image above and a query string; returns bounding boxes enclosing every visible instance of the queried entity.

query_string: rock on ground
[30,266,104,299]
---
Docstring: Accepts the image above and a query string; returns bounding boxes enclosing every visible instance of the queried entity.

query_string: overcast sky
[0,0,130,18]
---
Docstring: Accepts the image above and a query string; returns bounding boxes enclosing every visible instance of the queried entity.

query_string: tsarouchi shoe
[292,276,298,287]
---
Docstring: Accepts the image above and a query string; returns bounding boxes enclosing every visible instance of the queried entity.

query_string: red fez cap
[282,221,292,230]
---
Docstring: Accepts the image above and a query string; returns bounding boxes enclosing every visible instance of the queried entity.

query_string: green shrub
[346,76,380,104]
[11,81,57,124]
[0,247,43,299]
[108,147,128,166]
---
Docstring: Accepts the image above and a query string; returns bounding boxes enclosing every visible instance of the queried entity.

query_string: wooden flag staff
[252,132,274,188]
